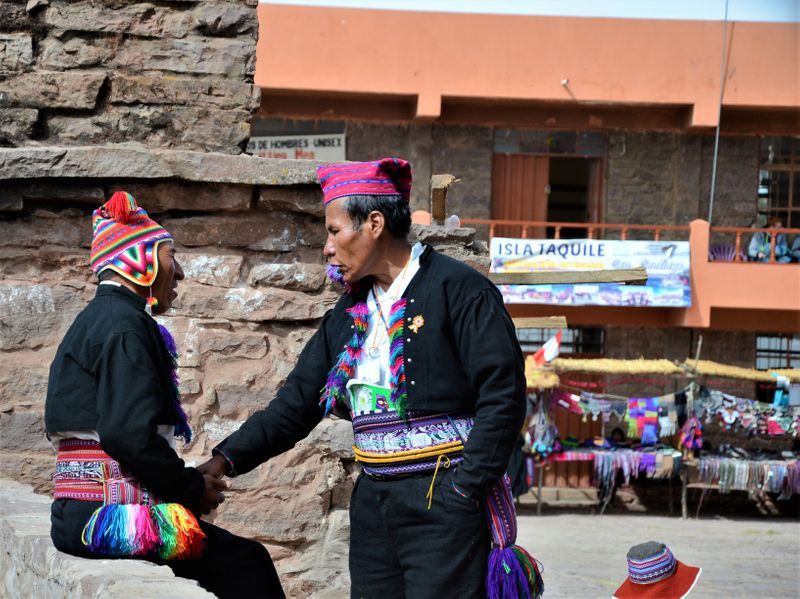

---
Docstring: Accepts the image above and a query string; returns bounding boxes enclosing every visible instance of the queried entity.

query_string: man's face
[152,241,184,314]
[323,199,378,283]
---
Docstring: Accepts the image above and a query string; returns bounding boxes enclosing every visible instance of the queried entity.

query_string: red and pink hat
[317,157,412,206]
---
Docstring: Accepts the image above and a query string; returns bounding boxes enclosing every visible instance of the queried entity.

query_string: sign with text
[246,134,346,160]
[490,237,691,307]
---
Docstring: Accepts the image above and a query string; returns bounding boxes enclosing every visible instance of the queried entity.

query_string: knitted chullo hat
[90,191,172,288]
[317,157,412,206]
[613,541,701,599]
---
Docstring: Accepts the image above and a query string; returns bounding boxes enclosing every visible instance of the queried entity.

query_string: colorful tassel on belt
[81,503,206,560]
[485,474,544,599]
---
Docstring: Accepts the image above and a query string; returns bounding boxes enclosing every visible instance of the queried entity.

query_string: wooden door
[491,154,549,238]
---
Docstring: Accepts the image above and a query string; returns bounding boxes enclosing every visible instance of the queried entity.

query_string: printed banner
[490,238,691,307]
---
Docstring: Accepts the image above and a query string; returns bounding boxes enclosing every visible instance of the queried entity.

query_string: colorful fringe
[486,475,544,599]
[320,303,369,415]
[386,298,408,419]
[157,324,192,444]
[81,503,205,560]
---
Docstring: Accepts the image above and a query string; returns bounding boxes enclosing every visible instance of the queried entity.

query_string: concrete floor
[516,512,800,598]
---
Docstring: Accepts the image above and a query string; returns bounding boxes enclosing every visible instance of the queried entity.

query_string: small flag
[531,330,562,367]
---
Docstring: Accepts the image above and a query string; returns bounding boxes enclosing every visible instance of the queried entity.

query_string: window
[756,333,800,370]
[516,326,604,356]
[759,136,800,228]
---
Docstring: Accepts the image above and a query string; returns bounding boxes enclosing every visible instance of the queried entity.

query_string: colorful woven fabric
[626,397,659,445]
[317,158,412,205]
[53,439,205,559]
[90,191,172,287]
[352,411,473,477]
[626,543,677,584]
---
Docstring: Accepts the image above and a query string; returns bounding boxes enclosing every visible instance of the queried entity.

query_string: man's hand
[196,474,229,515]
[197,454,229,479]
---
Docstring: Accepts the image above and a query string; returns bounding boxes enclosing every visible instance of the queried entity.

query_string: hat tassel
[104,191,138,224]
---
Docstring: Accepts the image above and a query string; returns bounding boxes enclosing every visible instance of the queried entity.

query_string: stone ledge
[0,144,322,186]
[0,478,214,598]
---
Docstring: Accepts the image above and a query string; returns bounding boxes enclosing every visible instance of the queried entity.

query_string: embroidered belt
[352,411,474,477]
[53,438,155,505]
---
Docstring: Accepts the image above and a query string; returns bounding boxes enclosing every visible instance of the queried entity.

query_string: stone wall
[0,144,488,597]
[0,0,259,154]
[0,479,215,598]
[604,132,760,233]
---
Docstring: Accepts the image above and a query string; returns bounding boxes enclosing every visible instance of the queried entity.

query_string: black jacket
[216,246,526,499]
[44,284,204,508]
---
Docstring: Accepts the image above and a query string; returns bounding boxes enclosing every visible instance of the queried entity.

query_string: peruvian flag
[530,330,562,367]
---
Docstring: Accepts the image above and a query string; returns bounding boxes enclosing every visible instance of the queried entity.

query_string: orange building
[250,2,800,390]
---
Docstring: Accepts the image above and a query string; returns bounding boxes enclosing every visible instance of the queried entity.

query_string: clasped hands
[195,454,231,515]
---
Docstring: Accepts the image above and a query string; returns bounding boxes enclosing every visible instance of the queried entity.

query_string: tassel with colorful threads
[81,502,205,560]
[485,475,544,599]
[320,303,369,415]
[386,298,408,419]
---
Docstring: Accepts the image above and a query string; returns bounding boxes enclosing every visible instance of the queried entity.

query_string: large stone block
[110,74,259,111]
[0,353,53,411]
[121,182,252,213]
[0,145,322,185]
[0,282,88,351]
[0,108,37,146]
[0,71,106,110]
[0,33,33,76]
[39,35,116,70]
[0,411,49,452]
[258,186,325,217]
[0,453,54,494]
[47,106,250,154]
[43,1,193,38]
[172,283,336,322]
[162,212,323,251]
[248,262,327,292]
[215,445,349,545]
[114,37,253,77]
[192,1,257,37]
[180,254,245,287]
[0,212,85,249]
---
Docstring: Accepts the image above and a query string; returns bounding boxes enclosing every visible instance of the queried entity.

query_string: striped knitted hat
[317,157,412,206]
[614,542,701,599]
[90,191,172,287]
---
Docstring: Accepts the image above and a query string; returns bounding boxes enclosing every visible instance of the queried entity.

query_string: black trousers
[349,467,488,599]
[50,499,284,599]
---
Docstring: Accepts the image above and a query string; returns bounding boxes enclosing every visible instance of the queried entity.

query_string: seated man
[45,192,284,599]
[747,216,790,263]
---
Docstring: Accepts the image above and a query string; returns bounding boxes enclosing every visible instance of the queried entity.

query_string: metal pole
[707,0,730,225]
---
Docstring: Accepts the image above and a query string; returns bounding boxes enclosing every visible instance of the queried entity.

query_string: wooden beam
[489,267,648,286]
[512,316,568,329]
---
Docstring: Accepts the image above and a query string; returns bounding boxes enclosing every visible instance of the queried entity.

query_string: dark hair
[97,269,117,282]
[343,195,411,239]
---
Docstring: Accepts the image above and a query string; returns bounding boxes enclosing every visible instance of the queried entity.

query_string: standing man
[201,159,543,598]
[46,192,284,598]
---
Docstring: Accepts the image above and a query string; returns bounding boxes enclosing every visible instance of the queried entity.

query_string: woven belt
[352,411,473,477]
[53,438,154,505]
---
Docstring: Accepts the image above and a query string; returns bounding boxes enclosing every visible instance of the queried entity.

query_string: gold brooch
[409,315,425,333]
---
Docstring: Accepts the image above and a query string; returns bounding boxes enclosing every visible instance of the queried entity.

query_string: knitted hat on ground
[90,191,172,287]
[613,541,701,599]
[317,157,412,206]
